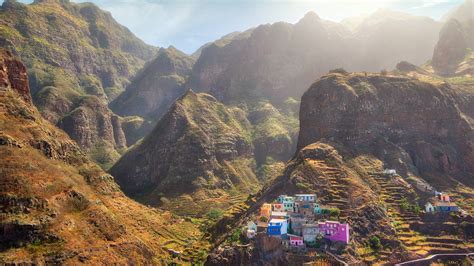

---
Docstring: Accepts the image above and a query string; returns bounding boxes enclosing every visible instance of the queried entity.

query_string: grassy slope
[0,89,209,264]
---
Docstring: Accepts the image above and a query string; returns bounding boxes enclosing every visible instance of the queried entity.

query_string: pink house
[439,193,450,202]
[289,234,304,247]
[318,221,349,244]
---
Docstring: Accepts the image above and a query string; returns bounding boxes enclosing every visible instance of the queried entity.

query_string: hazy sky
[12,0,463,54]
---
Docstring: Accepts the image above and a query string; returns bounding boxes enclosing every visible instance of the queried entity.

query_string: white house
[383,169,397,175]
[425,202,435,213]
[247,221,257,231]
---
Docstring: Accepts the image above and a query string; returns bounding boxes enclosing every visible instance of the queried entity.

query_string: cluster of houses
[425,192,459,213]
[246,194,349,248]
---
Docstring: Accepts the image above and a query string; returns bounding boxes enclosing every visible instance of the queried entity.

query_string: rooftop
[269,218,287,223]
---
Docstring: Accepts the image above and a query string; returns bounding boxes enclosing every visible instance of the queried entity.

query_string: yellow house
[260,203,272,217]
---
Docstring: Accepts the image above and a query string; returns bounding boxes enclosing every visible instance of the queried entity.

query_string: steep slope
[109,91,260,216]
[1,0,156,101]
[0,0,157,166]
[111,46,194,120]
[109,46,194,143]
[186,10,439,107]
[0,49,30,103]
[0,52,207,264]
[432,19,474,76]
[299,72,474,186]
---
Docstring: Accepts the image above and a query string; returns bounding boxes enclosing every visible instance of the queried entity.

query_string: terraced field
[307,159,350,220]
[369,172,472,260]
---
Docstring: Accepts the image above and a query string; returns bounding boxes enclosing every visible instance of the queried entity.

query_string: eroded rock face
[0,49,31,103]
[111,47,195,121]
[109,90,257,203]
[298,73,474,184]
[432,19,470,76]
[58,96,126,150]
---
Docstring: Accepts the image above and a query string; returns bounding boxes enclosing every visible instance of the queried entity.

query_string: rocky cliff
[111,46,195,120]
[109,90,259,215]
[0,51,206,264]
[0,49,31,103]
[299,72,474,187]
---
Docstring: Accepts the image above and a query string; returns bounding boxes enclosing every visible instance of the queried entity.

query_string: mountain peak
[298,11,321,24]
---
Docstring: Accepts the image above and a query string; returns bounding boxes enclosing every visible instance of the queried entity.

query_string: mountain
[349,9,441,72]
[0,0,157,167]
[109,90,260,216]
[110,46,194,140]
[185,10,440,107]
[432,0,474,76]
[299,72,473,186]
[0,50,207,264]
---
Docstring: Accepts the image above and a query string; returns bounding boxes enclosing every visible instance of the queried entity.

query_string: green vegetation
[368,235,382,251]
[206,208,224,221]
[228,228,243,244]
[329,207,341,218]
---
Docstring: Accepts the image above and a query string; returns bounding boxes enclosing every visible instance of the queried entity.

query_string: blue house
[434,201,459,212]
[267,218,288,236]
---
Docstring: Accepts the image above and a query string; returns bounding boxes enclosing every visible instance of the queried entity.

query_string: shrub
[206,208,224,221]
[369,235,382,251]
[400,197,410,212]
[380,69,389,75]
[229,228,242,244]
[329,208,340,218]
[412,203,421,214]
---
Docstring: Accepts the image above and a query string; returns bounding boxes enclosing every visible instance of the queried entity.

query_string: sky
[11,0,464,54]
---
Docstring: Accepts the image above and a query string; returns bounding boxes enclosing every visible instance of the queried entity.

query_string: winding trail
[396,252,474,265]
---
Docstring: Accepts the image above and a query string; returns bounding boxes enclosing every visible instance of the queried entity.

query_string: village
[244,193,350,252]
[242,169,465,257]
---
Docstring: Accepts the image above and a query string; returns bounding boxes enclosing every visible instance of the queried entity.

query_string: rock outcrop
[0,49,31,103]
[109,90,259,215]
[298,72,474,185]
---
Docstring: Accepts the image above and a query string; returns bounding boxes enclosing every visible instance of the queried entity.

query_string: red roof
[289,234,303,240]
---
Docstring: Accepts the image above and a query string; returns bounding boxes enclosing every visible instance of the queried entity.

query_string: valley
[0,0,473,264]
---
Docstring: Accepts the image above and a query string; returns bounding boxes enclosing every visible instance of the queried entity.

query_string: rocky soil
[0,49,207,265]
